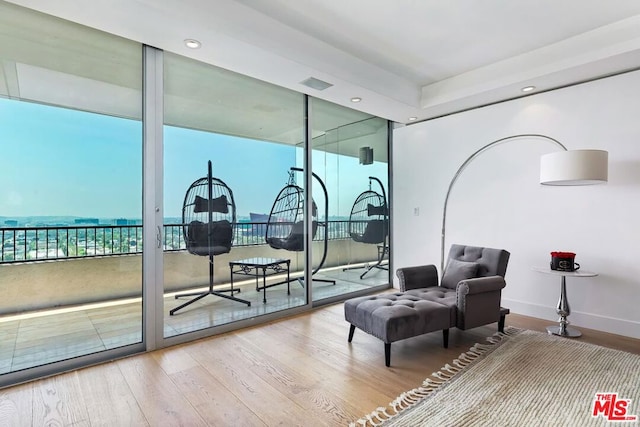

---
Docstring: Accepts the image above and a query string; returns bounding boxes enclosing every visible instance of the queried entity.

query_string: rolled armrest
[457,276,506,295]
[396,265,438,291]
[455,276,506,330]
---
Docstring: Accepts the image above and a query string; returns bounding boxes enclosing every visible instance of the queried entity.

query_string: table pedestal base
[546,325,581,338]
[533,266,596,340]
[550,275,582,338]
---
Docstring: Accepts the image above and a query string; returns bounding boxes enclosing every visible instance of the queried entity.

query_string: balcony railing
[0,221,353,264]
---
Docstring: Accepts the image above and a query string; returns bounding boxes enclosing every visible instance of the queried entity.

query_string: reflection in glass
[310,99,390,302]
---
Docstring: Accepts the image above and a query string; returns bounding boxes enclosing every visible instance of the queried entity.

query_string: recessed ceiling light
[184,39,201,49]
[521,85,536,93]
[408,117,417,121]
[350,97,362,103]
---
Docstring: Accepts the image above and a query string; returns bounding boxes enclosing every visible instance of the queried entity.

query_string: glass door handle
[156,226,162,248]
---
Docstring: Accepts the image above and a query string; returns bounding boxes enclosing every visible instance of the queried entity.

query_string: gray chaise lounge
[344,244,510,366]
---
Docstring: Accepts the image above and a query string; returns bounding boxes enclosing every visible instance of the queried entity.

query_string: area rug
[352,328,640,426]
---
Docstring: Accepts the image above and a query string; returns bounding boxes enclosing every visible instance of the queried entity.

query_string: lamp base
[546,325,581,338]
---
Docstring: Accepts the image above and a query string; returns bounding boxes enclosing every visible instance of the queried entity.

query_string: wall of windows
[0,0,390,386]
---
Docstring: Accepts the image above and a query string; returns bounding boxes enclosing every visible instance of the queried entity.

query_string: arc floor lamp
[440,133,608,271]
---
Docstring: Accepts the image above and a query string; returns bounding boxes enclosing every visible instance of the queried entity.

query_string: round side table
[533,267,597,338]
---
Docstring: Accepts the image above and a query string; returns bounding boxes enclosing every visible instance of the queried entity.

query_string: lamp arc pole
[440,134,567,272]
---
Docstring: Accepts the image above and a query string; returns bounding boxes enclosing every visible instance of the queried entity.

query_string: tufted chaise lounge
[344,293,452,367]
[345,244,510,366]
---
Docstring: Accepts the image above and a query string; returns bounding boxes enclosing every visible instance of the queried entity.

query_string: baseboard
[502,298,640,340]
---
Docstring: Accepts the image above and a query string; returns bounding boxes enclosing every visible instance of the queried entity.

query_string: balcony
[0,221,389,376]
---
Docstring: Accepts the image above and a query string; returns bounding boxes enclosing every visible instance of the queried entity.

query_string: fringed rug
[352,328,640,426]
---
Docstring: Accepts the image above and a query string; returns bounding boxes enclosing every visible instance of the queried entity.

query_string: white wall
[392,69,640,339]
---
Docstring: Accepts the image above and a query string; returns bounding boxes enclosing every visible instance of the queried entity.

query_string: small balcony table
[533,266,597,338]
[230,257,291,304]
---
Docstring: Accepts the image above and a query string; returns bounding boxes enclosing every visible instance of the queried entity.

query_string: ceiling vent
[300,77,333,91]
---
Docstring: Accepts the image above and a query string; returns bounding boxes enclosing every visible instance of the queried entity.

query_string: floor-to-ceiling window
[162,53,307,337]
[0,0,391,388]
[0,1,143,383]
[309,99,390,303]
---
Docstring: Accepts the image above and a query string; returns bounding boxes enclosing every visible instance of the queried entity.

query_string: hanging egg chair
[170,160,250,315]
[265,183,317,251]
[343,176,389,279]
[348,191,387,244]
[264,168,334,286]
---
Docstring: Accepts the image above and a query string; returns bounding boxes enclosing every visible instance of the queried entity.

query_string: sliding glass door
[0,1,143,383]
[162,53,307,338]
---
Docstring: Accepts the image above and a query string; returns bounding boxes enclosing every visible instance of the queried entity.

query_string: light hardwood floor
[0,304,638,426]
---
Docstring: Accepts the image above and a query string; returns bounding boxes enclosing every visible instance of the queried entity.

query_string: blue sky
[0,98,143,218]
[1,97,387,220]
[164,126,295,218]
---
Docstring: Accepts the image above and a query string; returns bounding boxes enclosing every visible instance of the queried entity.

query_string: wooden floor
[0,304,638,426]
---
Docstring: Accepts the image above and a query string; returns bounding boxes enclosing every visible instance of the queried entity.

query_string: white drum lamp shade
[540,149,608,185]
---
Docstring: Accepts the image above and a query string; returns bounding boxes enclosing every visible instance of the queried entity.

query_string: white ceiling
[7,0,640,124]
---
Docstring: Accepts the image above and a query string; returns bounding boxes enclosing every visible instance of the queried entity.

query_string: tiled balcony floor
[0,264,388,375]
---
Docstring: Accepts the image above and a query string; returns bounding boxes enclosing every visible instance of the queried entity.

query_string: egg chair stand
[343,176,388,279]
[265,167,335,288]
[170,161,250,316]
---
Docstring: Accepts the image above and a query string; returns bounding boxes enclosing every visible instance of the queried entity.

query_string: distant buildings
[116,218,142,225]
[74,218,99,225]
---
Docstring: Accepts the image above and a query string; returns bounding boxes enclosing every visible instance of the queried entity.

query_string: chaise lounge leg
[348,324,356,342]
[498,307,510,333]
[384,343,391,367]
[443,329,449,348]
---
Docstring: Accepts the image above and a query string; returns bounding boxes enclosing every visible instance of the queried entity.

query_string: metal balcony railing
[0,220,353,264]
